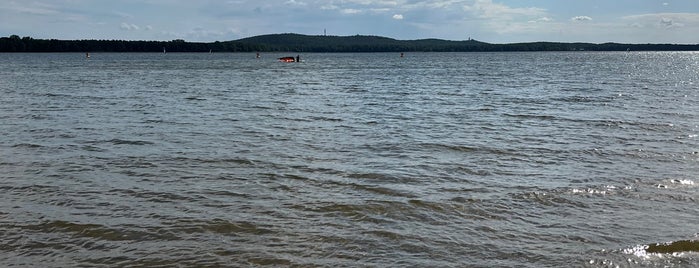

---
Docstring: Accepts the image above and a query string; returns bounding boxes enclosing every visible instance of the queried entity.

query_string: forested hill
[2,33,699,52]
[235,33,489,52]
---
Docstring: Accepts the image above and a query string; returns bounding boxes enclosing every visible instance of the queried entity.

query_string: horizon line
[4,33,699,46]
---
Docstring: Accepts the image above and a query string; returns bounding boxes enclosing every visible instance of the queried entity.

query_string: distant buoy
[400,52,404,58]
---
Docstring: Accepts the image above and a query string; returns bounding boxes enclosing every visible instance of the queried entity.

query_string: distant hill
[235,33,489,52]
[1,33,698,52]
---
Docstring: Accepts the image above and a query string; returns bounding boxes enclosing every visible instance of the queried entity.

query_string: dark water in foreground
[1,52,698,267]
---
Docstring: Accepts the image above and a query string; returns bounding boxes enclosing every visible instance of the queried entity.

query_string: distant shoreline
[2,33,698,53]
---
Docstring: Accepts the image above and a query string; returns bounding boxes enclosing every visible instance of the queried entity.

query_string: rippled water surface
[1,52,698,267]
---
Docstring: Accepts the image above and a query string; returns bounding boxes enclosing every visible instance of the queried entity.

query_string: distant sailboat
[163,47,166,54]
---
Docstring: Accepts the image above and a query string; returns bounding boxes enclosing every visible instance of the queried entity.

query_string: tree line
[0,35,260,52]
[2,34,698,53]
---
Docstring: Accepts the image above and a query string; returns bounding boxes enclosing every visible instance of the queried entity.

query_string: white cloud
[393,14,403,20]
[623,13,699,29]
[113,11,133,19]
[529,17,552,23]
[320,4,338,10]
[571,16,592,21]
[285,0,307,6]
[185,27,228,40]
[423,0,466,9]
[120,22,140,31]
[341,8,362,14]
[371,8,391,13]
[340,0,399,6]
[456,0,551,36]
[1,1,59,16]
[463,0,547,20]
[660,17,679,27]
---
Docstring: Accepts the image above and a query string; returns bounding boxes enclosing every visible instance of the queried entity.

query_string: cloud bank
[571,16,592,21]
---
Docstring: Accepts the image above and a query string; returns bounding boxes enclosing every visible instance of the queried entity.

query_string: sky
[1,0,699,44]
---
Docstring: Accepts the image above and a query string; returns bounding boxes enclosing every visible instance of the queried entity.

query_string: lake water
[1,52,698,267]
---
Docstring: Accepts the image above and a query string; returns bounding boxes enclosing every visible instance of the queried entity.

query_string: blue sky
[1,0,698,43]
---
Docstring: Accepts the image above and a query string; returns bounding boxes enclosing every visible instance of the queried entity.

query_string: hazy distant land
[2,33,698,52]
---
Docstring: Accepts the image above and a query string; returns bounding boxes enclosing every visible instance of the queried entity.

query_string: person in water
[296,55,300,62]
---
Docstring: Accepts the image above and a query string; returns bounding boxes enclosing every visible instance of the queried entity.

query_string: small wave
[80,145,106,152]
[345,172,401,181]
[312,198,506,225]
[363,230,404,241]
[142,119,166,124]
[22,220,177,242]
[11,143,44,148]
[43,93,72,98]
[569,185,623,196]
[655,178,696,189]
[106,139,154,145]
[423,143,477,153]
[308,116,343,122]
[107,157,158,169]
[553,95,610,103]
[169,156,256,166]
[244,257,293,266]
[248,105,272,110]
[349,183,416,198]
[670,179,694,185]
[587,119,679,132]
[421,142,522,157]
[511,190,590,208]
[174,219,274,235]
[0,184,61,195]
[197,189,250,198]
[503,113,557,121]
[311,201,410,224]
[109,188,195,203]
[301,81,322,85]
[442,166,491,176]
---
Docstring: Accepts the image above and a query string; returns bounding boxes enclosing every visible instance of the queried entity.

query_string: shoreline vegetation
[2,33,699,53]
